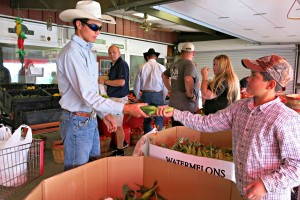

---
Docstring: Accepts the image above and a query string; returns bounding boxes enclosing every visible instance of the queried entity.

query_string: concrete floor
[3,131,135,200]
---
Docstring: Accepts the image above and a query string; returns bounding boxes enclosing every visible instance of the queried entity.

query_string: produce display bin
[43,88,61,108]
[16,108,62,126]
[147,126,235,182]
[25,157,243,200]
[0,83,35,90]
[0,84,35,106]
[5,89,52,112]
[35,84,58,89]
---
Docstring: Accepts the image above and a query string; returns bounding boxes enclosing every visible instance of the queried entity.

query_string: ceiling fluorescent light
[218,16,229,19]
[254,13,266,16]
[132,13,160,20]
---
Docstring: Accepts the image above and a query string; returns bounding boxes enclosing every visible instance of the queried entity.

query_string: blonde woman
[201,55,240,115]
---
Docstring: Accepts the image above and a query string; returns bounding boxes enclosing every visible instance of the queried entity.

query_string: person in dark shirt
[201,54,240,115]
[98,45,129,156]
[240,76,254,99]
[240,76,249,89]
[162,42,199,127]
[0,47,11,84]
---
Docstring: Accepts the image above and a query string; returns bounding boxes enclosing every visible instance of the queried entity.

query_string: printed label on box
[149,144,236,182]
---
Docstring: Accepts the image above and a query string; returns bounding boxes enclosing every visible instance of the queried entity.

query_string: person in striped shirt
[157,55,300,200]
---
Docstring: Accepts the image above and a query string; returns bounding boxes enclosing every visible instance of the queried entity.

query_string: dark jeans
[141,91,164,134]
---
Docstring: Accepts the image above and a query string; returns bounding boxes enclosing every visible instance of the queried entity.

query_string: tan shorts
[109,96,128,127]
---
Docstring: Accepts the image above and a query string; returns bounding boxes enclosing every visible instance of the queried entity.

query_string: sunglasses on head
[80,21,102,32]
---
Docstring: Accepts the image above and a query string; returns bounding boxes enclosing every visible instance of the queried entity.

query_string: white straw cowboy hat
[59,1,116,24]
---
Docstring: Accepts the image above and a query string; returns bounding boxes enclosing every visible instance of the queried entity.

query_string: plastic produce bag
[0,124,12,141]
[132,128,157,156]
[0,125,32,187]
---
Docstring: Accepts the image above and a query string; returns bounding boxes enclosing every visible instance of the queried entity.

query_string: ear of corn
[164,106,174,113]
[140,106,174,116]
[122,181,166,200]
[140,105,157,116]
[138,184,158,200]
[216,149,224,160]
[191,145,196,155]
[159,138,233,162]
[197,147,202,156]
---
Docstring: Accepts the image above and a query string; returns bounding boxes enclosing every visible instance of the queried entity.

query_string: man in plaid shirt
[157,55,300,200]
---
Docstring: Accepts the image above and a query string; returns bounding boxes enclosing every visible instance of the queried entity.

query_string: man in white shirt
[134,48,168,133]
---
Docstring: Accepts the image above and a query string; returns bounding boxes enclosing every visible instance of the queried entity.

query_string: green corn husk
[140,106,174,116]
[164,107,174,113]
[140,105,157,116]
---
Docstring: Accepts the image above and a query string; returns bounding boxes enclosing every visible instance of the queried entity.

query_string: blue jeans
[141,91,163,134]
[60,110,100,171]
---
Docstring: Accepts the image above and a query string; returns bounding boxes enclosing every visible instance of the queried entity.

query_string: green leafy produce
[113,180,166,200]
[161,138,233,162]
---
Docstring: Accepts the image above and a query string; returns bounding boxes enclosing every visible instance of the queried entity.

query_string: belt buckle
[91,111,96,119]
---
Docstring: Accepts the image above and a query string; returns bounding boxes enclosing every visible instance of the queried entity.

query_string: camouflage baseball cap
[241,55,293,88]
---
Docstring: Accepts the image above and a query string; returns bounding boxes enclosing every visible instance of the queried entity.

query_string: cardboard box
[26,157,243,200]
[148,126,235,182]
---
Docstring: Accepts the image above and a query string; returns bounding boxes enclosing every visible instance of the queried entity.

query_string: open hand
[244,179,267,200]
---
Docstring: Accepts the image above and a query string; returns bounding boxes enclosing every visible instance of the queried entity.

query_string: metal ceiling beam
[104,0,181,12]
[10,0,79,11]
[10,0,180,12]
[178,32,235,42]
[134,8,216,35]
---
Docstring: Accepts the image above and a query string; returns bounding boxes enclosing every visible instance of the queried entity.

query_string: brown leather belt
[64,110,96,118]
[142,90,162,93]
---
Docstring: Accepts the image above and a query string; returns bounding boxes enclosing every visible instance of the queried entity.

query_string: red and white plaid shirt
[174,97,300,200]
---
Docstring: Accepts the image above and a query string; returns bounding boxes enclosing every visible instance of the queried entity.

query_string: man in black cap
[134,48,168,133]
